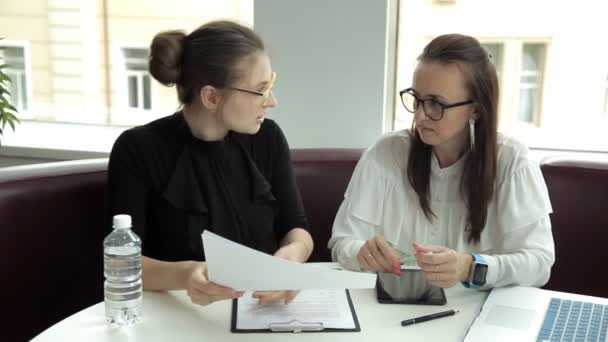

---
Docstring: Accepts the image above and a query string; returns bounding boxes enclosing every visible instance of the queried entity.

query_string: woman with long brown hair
[329,34,554,289]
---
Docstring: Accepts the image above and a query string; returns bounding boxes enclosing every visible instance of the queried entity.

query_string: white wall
[254,0,393,148]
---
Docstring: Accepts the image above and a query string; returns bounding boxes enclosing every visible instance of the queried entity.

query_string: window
[122,47,151,111]
[0,45,29,112]
[481,43,504,79]
[480,42,508,124]
[0,0,253,150]
[0,0,251,127]
[518,43,546,125]
[395,0,607,152]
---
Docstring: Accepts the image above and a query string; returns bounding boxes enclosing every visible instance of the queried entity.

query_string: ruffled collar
[161,113,275,215]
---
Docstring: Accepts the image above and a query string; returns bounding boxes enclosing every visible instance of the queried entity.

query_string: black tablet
[376,269,447,305]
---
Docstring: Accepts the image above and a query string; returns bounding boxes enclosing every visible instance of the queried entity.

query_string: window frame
[479,41,506,124]
[517,42,548,127]
[112,42,155,123]
[466,39,550,129]
[0,40,33,118]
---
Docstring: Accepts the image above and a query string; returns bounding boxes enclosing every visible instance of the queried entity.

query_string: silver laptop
[464,286,608,342]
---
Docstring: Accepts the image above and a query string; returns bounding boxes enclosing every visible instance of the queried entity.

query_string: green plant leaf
[0,50,20,141]
[4,112,19,122]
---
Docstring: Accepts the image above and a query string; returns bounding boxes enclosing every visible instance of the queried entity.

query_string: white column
[254,0,395,148]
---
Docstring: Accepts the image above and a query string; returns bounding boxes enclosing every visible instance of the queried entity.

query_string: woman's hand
[412,242,473,288]
[184,261,243,306]
[357,235,401,274]
[252,242,308,304]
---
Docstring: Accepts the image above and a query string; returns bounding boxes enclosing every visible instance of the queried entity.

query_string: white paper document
[236,289,356,330]
[202,231,376,291]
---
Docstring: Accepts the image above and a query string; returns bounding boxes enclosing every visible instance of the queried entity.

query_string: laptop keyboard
[537,298,608,342]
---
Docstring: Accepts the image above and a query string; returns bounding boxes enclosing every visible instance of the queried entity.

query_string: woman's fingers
[187,269,242,305]
[253,290,299,304]
[284,290,299,304]
[363,250,384,272]
[413,243,452,265]
[374,236,400,268]
[366,238,396,272]
[357,251,373,271]
[412,244,465,288]
[358,236,406,274]
[358,244,383,272]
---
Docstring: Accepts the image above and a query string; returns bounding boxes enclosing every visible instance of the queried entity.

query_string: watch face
[473,263,488,285]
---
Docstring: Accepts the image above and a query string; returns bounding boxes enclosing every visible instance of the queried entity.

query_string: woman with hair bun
[108,20,313,306]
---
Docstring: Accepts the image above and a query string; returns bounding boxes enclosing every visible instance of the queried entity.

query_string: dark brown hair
[149,20,265,105]
[407,34,499,244]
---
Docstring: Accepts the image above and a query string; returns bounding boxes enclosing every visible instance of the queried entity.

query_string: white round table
[32,285,487,342]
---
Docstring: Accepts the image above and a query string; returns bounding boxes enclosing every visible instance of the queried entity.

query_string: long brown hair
[148,20,265,105]
[406,34,499,244]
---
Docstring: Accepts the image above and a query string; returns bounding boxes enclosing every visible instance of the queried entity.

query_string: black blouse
[107,112,308,261]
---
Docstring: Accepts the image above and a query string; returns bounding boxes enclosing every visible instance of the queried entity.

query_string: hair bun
[149,30,187,86]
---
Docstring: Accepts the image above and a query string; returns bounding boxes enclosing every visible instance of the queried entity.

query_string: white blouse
[328,130,555,288]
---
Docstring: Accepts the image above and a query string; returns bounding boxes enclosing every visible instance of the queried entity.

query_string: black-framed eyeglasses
[399,87,474,121]
[229,72,276,106]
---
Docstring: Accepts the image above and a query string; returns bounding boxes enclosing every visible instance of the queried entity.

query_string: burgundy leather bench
[1,150,606,341]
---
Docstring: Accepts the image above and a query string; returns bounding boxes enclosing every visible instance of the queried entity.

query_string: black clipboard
[230,289,361,333]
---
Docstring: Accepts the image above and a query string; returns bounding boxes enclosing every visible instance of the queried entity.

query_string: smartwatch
[462,253,488,289]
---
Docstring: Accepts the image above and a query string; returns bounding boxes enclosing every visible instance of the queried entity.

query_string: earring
[469,118,475,151]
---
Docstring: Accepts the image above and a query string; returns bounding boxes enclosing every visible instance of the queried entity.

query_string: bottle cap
[113,214,132,229]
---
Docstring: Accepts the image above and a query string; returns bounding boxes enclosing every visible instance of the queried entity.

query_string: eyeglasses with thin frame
[399,87,474,121]
[229,72,276,106]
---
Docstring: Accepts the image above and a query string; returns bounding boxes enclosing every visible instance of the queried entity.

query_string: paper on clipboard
[234,289,357,331]
[202,231,376,291]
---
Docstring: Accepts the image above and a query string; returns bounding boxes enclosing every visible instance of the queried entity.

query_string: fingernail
[392,261,400,274]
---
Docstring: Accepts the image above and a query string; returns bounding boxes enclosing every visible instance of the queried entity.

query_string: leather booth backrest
[540,157,608,298]
[2,150,607,341]
[290,149,363,262]
[0,159,108,342]
[0,150,363,341]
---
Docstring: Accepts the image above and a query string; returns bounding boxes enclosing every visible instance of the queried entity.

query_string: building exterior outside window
[518,43,546,125]
[0,45,28,112]
[122,47,151,111]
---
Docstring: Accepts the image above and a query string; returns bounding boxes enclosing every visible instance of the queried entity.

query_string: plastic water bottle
[104,214,142,326]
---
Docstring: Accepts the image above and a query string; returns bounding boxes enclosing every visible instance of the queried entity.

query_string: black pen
[401,309,460,326]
